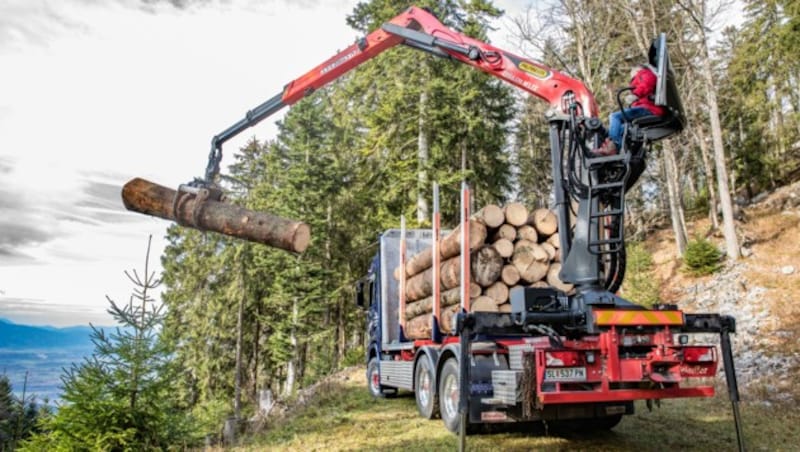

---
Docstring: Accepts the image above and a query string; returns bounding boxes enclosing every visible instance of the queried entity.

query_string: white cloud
[0,0,364,325]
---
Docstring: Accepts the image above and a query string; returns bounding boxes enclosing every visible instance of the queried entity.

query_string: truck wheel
[414,357,438,419]
[438,358,461,433]
[367,357,396,398]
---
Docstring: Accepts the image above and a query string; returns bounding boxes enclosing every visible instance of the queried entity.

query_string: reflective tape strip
[594,310,683,326]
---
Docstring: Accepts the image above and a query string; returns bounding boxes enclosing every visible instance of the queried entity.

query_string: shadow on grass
[247,374,800,452]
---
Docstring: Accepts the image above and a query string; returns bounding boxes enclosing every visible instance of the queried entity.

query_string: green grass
[238,368,800,451]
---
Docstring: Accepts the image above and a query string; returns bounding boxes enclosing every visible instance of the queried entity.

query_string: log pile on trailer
[397,202,573,339]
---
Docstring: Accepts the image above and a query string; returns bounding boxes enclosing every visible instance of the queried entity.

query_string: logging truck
[123,5,742,442]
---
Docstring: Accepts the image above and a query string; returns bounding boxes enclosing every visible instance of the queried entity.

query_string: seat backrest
[642,33,686,140]
[620,35,686,144]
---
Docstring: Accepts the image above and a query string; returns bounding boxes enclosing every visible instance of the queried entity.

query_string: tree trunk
[696,125,719,228]
[696,12,740,259]
[417,76,430,224]
[283,297,298,398]
[234,283,244,420]
[121,178,310,253]
[663,144,688,256]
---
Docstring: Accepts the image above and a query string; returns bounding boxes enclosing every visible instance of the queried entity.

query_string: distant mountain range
[0,318,99,349]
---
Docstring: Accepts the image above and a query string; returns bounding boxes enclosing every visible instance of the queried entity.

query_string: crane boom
[204,6,598,183]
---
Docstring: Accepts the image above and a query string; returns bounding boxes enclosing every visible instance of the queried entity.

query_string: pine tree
[0,374,14,449]
[22,237,198,450]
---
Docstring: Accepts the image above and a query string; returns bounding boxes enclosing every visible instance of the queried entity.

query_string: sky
[0,0,530,327]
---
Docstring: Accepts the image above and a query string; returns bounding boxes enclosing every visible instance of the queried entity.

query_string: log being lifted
[122,178,310,253]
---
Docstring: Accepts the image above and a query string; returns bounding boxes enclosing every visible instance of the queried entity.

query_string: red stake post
[399,215,407,335]
[460,182,471,313]
[432,182,441,339]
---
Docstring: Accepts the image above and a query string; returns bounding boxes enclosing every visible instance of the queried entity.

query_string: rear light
[585,351,596,364]
[683,346,716,363]
[545,351,581,366]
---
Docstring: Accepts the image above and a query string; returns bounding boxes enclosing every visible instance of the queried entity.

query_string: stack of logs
[396,203,574,339]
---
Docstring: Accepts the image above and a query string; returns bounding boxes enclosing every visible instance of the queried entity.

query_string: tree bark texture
[395,220,487,280]
[403,284,479,321]
[121,178,310,253]
[696,12,739,259]
[663,144,688,256]
[404,245,502,302]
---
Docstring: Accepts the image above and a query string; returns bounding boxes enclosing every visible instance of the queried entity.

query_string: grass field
[239,367,799,451]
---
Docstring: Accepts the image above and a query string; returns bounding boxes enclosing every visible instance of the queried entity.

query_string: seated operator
[594,64,665,156]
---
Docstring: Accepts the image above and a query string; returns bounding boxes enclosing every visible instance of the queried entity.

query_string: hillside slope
[648,181,800,402]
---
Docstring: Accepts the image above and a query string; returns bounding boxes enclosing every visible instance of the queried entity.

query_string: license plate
[544,367,587,382]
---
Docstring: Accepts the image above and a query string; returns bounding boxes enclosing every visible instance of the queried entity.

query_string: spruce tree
[22,237,197,450]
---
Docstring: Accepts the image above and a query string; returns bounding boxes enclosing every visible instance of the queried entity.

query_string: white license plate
[544,367,587,382]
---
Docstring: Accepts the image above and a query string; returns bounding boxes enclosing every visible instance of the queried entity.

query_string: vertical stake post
[432,182,441,340]
[399,215,407,336]
[460,182,471,313]
[458,181,471,451]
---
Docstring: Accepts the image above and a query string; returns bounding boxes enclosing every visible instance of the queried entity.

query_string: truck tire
[367,357,396,398]
[438,357,461,433]
[414,357,438,419]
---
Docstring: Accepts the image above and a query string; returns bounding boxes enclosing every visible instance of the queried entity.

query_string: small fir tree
[683,236,724,276]
[21,236,198,450]
[620,242,660,307]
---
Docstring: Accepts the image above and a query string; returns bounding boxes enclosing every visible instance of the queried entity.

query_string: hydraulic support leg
[720,326,745,452]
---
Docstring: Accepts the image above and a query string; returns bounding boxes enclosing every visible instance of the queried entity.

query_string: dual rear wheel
[415,356,460,432]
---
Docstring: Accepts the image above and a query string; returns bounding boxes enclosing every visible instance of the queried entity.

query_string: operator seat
[627,33,686,144]
[621,33,685,191]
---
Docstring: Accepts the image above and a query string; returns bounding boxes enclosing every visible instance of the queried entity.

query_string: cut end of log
[474,204,504,228]
[504,202,529,227]
[547,263,574,292]
[530,208,557,236]
[292,224,311,253]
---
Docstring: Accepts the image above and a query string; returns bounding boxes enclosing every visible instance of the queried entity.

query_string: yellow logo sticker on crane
[593,310,684,326]
[518,61,550,79]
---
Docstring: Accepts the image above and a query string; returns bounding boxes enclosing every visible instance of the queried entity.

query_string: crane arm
[203,6,599,183]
